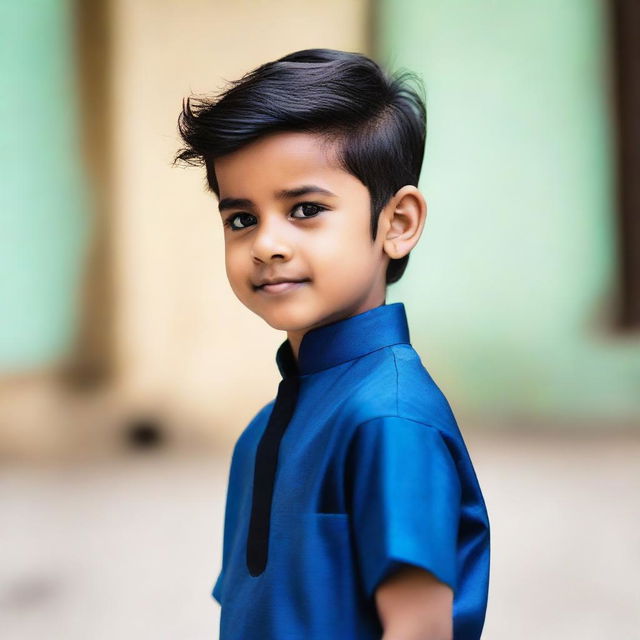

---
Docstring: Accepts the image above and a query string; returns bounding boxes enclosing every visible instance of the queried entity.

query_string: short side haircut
[175,48,427,285]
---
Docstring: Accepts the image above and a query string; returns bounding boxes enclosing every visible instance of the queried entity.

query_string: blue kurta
[213,302,490,639]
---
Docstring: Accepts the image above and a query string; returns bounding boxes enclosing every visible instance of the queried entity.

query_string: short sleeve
[344,416,461,601]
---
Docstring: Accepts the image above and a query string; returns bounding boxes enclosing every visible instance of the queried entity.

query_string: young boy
[175,48,490,640]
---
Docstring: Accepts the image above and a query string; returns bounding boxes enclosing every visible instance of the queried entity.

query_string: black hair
[175,48,426,285]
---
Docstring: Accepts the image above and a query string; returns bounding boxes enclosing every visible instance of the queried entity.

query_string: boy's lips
[253,276,310,289]
[254,279,311,294]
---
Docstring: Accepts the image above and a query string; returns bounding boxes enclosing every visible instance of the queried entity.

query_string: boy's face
[213,131,391,351]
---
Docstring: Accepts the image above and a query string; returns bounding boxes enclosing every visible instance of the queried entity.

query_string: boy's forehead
[214,131,349,196]
[220,130,337,165]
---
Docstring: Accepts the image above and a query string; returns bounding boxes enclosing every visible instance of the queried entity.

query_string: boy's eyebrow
[218,185,338,213]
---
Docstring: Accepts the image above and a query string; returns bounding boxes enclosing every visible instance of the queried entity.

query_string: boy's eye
[225,212,256,231]
[291,202,325,219]
[224,202,326,231]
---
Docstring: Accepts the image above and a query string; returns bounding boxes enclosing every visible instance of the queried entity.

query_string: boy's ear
[381,185,427,260]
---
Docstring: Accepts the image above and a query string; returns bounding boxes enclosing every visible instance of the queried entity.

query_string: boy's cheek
[224,251,247,283]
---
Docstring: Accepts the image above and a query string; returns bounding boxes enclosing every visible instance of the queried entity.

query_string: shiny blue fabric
[213,302,490,639]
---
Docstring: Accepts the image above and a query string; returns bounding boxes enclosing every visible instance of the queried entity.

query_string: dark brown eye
[291,202,326,219]
[226,212,256,230]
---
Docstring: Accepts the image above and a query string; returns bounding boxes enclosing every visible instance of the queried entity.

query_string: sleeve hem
[366,557,456,602]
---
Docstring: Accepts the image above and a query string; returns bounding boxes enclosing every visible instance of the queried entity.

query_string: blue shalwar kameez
[213,302,490,639]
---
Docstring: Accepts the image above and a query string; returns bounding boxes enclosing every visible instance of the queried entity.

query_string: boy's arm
[375,564,453,640]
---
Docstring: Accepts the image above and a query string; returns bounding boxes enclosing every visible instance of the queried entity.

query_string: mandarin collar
[275,302,411,378]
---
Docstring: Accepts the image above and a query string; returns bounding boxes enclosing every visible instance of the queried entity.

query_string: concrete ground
[1,430,639,639]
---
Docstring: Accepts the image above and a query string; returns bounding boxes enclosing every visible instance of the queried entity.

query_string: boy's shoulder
[340,343,461,441]
[230,341,462,458]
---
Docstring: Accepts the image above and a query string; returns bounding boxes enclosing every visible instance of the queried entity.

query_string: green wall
[0,0,91,372]
[382,0,640,424]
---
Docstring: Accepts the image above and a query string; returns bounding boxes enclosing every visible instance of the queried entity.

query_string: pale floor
[1,430,639,639]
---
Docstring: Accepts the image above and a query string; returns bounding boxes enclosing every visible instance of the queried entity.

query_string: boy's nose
[251,219,294,262]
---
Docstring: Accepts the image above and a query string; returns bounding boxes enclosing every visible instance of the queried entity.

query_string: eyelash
[223,202,327,232]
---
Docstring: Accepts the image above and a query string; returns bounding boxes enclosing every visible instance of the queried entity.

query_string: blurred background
[1,0,638,638]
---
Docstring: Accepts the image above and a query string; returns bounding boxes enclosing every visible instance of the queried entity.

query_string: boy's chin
[250,305,320,334]
[255,313,310,333]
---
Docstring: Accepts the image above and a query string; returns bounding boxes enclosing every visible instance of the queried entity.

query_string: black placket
[246,346,300,577]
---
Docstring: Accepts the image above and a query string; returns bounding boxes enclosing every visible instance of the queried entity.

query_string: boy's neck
[286,332,303,364]
[285,296,388,366]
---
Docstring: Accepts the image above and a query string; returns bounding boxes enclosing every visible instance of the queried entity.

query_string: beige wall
[110,0,370,445]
